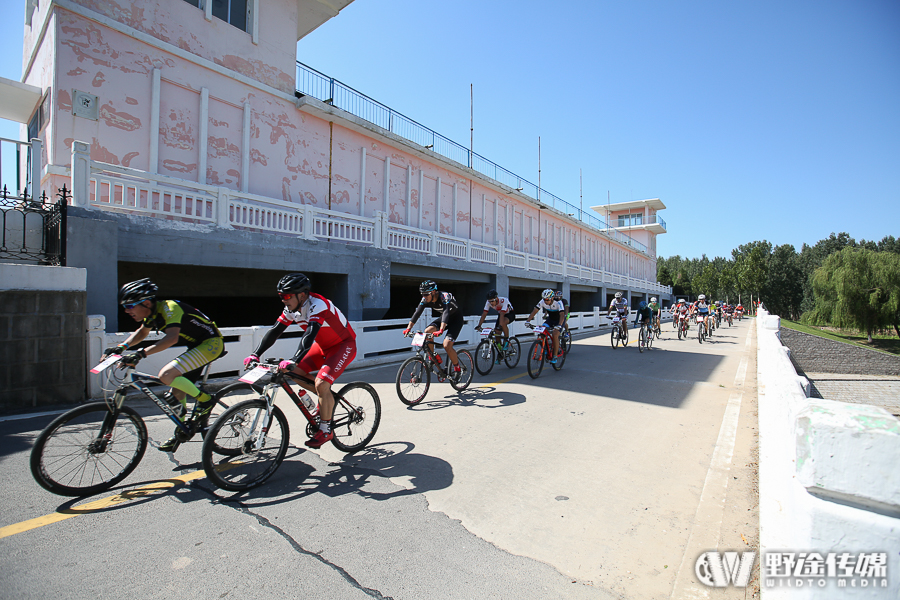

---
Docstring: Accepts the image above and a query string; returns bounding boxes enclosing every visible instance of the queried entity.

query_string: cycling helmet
[420,280,438,295]
[486,289,499,300]
[554,290,563,299]
[615,292,623,299]
[541,289,555,300]
[639,301,647,309]
[650,297,657,302]
[698,294,706,301]
[118,278,158,305]
[277,273,311,295]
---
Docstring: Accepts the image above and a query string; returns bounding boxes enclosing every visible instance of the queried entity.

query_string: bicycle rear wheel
[503,337,521,368]
[527,339,545,379]
[331,382,381,452]
[30,402,148,497]
[474,340,496,376]
[201,400,289,492]
[396,356,431,406]
[550,344,566,371]
[450,350,474,391]
[206,382,265,456]
[561,329,572,354]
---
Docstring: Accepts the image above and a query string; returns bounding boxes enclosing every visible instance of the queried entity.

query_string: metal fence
[295,62,648,254]
[0,185,67,266]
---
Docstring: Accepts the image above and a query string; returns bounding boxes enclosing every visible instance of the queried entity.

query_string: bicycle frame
[409,332,452,380]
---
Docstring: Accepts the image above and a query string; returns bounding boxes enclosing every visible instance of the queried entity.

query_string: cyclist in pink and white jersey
[243,273,356,448]
[475,290,516,347]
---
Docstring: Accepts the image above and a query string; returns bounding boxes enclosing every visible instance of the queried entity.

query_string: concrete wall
[0,264,88,412]
[757,310,899,599]
[779,327,900,376]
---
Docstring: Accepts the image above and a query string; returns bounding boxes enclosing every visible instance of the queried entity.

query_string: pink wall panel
[420,175,436,230]
[159,80,198,179]
[364,154,384,218]
[388,161,408,224]
[206,97,242,190]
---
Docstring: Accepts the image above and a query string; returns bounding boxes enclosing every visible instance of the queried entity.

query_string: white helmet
[650,297,657,302]
[541,289,555,300]
[615,292,623,299]
[698,294,706,301]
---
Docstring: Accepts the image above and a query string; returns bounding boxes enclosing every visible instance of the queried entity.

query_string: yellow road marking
[478,371,530,386]
[0,470,207,540]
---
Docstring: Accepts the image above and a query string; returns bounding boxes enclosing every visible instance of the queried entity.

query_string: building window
[212,0,248,31]
[617,214,643,227]
[183,0,200,7]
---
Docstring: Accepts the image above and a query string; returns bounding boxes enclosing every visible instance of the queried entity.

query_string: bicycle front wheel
[474,340,496,376]
[396,356,431,406]
[527,339,545,379]
[30,402,148,497]
[206,382,265,456]
[331,382,381,453]
[201,400,289,492]
[503,337,521,368]
[611,328,618,348]
[639,327,646,353]
[450,350,474,391]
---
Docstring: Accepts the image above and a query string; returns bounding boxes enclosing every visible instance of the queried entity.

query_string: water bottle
[433,353,442,364]
[298,390,317,414]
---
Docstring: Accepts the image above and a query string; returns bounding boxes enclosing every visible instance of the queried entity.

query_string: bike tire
[201,399,289,492]
[503,337,521,369]
[474,340,496,376]
[527,339,545,379]
[639,327,646,353]
[330,382,381,453]
[611,328,618,348]
[30,402,148,497]
[551,344,566,371]
[450,350,474,391]
[698,323,704,343]
[207,382,266,456]
[623,326,629,346]
[395,356,431,406]
[562,330,572,354]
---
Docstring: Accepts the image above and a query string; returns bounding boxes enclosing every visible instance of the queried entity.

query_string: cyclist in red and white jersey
[243,273,356,448]
[475,289,516,348]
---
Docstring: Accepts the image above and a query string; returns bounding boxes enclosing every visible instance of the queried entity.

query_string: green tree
[657,264,674,287]
[736,242,770,302]
[692,264,720,298]
[764,244,803,319]
[718,263,738,303]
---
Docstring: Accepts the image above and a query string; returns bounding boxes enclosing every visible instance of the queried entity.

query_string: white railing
[86,308,674,397]
[72,151,671,295]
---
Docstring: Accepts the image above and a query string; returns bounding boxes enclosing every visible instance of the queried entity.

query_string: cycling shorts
[542,320,562,331]
[428,313,465,342]
[170,337,224,375]
[495,309,516,328]
[298,339,357,384]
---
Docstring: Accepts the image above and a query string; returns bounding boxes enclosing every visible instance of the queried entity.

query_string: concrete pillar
[346,256,391,321]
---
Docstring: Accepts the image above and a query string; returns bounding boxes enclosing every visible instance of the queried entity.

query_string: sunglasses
[489,299,499,304]
[278,293,294,300]
[123,302,142,310]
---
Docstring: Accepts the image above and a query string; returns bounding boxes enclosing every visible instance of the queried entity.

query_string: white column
[481,194,486,242]
[241,102,250,193]
[418,169,424,228]
[452,183,458,237]
[198,87,209,184]
[149,68,161,173]
[71,140,91,207]
[359,147,367,216]
[435,176,441,232]
[405,165,412,225]
[383,157,390,215]
[30,138,42,200]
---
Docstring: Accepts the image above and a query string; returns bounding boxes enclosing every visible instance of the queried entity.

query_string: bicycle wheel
[201,400,289,492]
[551,343,566,371]
[395,356,431,406]
[450,350,474,391]
[30,402,148,497]
[474,340,496,376]
[698,323,704,343]
[649,327,655,348]
[206,382,265,456]
[611,328,618,348]
[503,337,521,368]
[623,326,629,346]
[639,327,646,353]
[330,382,381,452]
[527,339,545,379]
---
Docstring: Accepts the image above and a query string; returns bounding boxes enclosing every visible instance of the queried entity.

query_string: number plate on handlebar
[90,354,122,374]
[480,328,493,336]
[533,326,546,334]
[612,316,621,323]
[411,332,426,347]
[239,365,269,384]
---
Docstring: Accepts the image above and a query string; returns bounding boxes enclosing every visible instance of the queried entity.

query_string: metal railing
[0,184,67,266]
[296,62,649,254]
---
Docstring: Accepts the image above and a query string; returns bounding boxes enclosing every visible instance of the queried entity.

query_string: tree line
[657,233,900,341]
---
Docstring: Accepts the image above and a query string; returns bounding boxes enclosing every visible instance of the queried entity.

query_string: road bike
[474,327,521,375]
[696,314,707,344]
[30,354,233,497]
[525,323,566,379]
[610,315,629,348]
[638,321,654,353]
[201,359,381,492]
[395,331,474,405]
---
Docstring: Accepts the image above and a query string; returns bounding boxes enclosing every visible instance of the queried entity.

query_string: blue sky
[3,0,898,261]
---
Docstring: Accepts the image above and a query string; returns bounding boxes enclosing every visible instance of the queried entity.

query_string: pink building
[5,0,670,328]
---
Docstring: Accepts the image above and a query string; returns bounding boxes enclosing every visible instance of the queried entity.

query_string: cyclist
[243,273,357,449]
[678,300,691,331]
[691,294,712,335]
[554,290,571,334]
[635,300,653,333]
[524,289,565,364]
[402,280,466,382]
[104,278,223,452]
[647,297,661,332]
[608,291,629,338]
[475,290,516,349]
[723,302,735,323]
[736,303,744,319]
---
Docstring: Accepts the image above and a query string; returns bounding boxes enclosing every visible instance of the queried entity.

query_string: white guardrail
[71,157,671,295]
[86,308,673,398]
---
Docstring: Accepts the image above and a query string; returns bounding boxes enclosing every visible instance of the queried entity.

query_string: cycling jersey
[610,298,629,315]
[635,306,653,323]
[142,300,221,348]
[411,291,460,325]
[695,301,710,314]
[536,299,565,326]
[278,293,356,349]
[647,301,660,314]
[483,296,514,314]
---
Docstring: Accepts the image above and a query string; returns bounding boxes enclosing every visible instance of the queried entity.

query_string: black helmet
[486,289,498,300]
[420,280,438,294]
[118,278,158,305]
[277,273,311,295]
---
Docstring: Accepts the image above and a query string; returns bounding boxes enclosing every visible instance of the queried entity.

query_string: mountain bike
[561,327,572,354]
[638,321,654,353]
[30,354,232,497]
[474,327,521,375]
[678,314,689,340]
[726,312,733,327]
[395,331,474,405]
[525,323,566,379]
[610,315,629,348]
[697,314,707,343]
[653,316,662,339]
[201,359,381,492]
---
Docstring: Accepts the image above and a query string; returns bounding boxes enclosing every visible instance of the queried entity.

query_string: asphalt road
[0,317,758,600]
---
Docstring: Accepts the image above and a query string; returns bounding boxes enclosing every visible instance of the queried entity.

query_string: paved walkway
[805,372,900,417]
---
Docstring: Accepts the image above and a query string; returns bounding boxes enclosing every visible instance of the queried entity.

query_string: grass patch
[780,319,900,356]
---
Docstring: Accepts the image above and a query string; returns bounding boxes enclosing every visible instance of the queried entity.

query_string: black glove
[104,344,128,357]
[121,349,146,366]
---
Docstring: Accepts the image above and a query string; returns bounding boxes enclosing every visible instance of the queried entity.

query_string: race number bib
[239,365,269,384]
[411,332,426,347]
[90,354,121,374]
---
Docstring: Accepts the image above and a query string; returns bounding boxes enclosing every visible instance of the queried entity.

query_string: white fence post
[71,141,91,207]
[216,187,231,228]
[86,315,108,398]
[303,205,315,239]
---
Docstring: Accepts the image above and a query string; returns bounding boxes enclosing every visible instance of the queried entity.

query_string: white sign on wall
[72,90,99,120]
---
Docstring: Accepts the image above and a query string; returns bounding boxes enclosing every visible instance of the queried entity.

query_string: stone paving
[805,372,900,417]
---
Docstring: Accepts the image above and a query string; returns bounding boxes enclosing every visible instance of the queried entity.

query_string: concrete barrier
[757,309,899,599]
